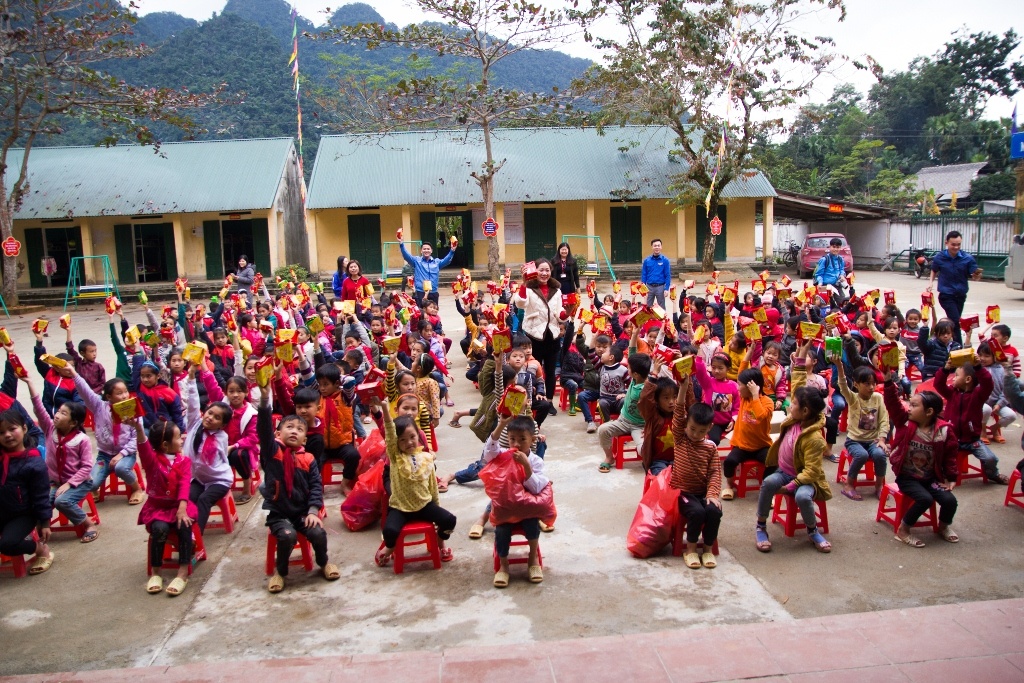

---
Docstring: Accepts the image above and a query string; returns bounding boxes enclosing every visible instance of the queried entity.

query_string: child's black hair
[738,367,764,389]
[594,334,612,346]
[212,327,229,338]
[687,402,715,426]
[793,386,826,421]
[506,415,536,437]
[277,414,308,431]
[344,349,364,369]
[78,339,96,355]
[61,401,87,429]
[852,366,876,386]
[627,352,651,379]
[710,353,731,369]
[101,378,128,400]
[918,391,943,424]
[677,343,698,357]
[393,415,417,440]
[416,353,435,376]
[653,377,678,408]
[237,313,253,327]
[763,341,782,355]
[225,376,248,394]
[315,363,342,384]
[992,324,1011,340]
[148,420,179,452]
[934,320,954,337]
[905,308,921,320]
[0,409,36,450]
[293,387,322,407]
[55,353,74,364]
[608,346,624,364]
[977,342,993,357]
[512,333,532,349]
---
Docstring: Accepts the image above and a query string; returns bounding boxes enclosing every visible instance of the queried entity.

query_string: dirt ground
[1,270,1022,676]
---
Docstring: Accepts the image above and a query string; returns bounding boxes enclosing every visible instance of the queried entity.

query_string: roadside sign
[1011,132,1024,160]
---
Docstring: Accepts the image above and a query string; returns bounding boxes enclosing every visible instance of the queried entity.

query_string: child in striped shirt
[670,401,722,570]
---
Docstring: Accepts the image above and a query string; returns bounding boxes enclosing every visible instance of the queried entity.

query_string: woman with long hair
[340,260,370,302]
[332,255,349,299]
[513,258,565,400]
[551,242,580,296]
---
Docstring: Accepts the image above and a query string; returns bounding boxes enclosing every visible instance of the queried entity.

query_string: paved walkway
[5,597,1021,682]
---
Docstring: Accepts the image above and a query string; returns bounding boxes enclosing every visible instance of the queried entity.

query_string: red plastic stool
[907,365,922,382]
[835,449,879,488]
[875,482,939,532]
[837,408,848,433]
[232,467,260,496]
[587,401,603,426]
[381,521,441,574]
[147,525,207,576]
[771,491,829,537]
[671,517,720,557]
[956,450,987,486]
[0,530,38,579]
[51,492,101,537]
[321,460,347,489]
[731,460,765,499]
[206,494,239,534]
[492,524,544,572]
[557,386,569,412]
[97,462,145,502]
[265,531,315,576]
[612,435,641,469]
[1004,469,1024,510]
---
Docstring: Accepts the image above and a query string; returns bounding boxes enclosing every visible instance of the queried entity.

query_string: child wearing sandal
[257,383,339,593]
[671,400,722,569]
[134,419,196,596]
[720,368,773,501]
[202,374,259,504]
[834,362,890,501]
[0,408,54,575]
[754,341,833,554]
[481,414,552,587]
[639,358,689,476]
[372,395,457,568]
[25,376,97,543]
[180,365,234,534]
[882,372,960,547]
[72,368,145,505]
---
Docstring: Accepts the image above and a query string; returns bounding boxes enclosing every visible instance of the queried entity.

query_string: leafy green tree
[575,0,846,270]
[970,173,1017,202]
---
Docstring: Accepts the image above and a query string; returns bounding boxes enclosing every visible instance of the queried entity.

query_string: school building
[305,126,778,275]
[8,138,308,289]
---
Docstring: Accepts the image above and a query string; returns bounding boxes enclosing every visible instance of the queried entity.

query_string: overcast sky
[135,0,1022,120]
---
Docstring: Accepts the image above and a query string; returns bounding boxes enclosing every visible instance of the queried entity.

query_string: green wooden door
[524,208,557,262]
[610,206,643,263]
[203,220,223,280]
[160,223,178,280]
[419,211,436,253]
[23,228,47,288]
[113,224,136,285]
[347,214,382,275]
[250,218,271,276]
[422,210,472,269]
[696,206,728,262]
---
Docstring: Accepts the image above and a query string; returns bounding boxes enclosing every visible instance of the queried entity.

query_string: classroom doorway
[524,208,557,262]
[23,226,84,288]
[610,205,643,263]
[221,220,255,276]
[419,211,473,269]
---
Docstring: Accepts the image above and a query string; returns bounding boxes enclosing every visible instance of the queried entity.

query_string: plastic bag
[356,429,387,476]
[626,469,680,558]
[340,459,385,531]
[478,449,556,527]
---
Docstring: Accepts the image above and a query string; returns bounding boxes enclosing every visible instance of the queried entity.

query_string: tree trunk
[700,197,719,273]
[0,194,19,307]
[479,173,500,281]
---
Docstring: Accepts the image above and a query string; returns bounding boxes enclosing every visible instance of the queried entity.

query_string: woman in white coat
[513,258,565,400]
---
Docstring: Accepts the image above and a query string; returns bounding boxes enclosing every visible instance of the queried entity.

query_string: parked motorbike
[911,243,933,279]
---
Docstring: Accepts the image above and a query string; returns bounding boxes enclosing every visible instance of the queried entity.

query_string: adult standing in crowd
[235,255,255,305]
[641,238,671,308]
[332,255,349,300]
[399,236,456,307]
[551,242,580,296]
[513,258,565,400]
[928,230,982,345]
[340,260,370,303]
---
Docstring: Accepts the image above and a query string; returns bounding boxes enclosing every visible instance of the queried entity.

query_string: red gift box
[521,262,538,281]
[959,314,979,333]
[356,380,386,404]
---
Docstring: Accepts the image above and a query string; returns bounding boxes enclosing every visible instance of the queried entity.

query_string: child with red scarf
[0,407,53,575]
[32,330,80,418]
[133,360,185,434]
[257,382,339,593]
[180,364,234,534]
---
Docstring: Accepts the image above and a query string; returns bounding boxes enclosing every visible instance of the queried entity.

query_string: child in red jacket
[933,359,1009,484]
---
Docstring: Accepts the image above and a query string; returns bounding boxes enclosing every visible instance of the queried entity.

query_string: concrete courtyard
[0,268,1022,678]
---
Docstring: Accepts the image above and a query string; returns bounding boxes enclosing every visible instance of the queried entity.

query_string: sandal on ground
[938,526,960,543]
[808,530,832,553]
[468,524,484,539]
[147,575,164,594]
[529,565,544,583]
[267,573,285,592]
[374,546,392,567]
[539,521,554,533]
[80,529,99,543]
[684,552,701,569]
[323,563,341,580]
[128,490,146,505]
[436,477,448,493]
[841,489,863,501]
[701,552,717,568]
[448,419,461,428]
[894,532,925,548]
[825,453,840,463]
[28,552,54,575]
[721,488,735,501]
[165,577,188,596]
[990,474,1010,485]
[493,570,510,588]
[446,399,455,407]
[234,492,253,505]
[599,462,612,473]
[440,546,454,562]
[755,526,771,553]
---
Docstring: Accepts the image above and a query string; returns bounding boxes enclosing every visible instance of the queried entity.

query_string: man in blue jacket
[641,239,672,308]
[928,230,981,345]
[399,238,456,307]
[813,237,848,298]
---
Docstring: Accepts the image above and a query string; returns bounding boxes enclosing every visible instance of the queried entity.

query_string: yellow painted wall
[726,199,757,259]
[640,199,678,255]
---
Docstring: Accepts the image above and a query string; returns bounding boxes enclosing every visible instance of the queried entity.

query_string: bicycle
[781,240,801,268]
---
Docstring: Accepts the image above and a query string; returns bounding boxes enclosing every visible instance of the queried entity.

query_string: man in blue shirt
[928,230,981,345]
[641,239,672,308]
[813,237,849,298]
[399,238,456,306]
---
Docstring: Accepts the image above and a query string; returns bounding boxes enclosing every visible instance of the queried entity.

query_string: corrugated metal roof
[307,126,776,209]
[9,138,295,220]
[915,161,989,199]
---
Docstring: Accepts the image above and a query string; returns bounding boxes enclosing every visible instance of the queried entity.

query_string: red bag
[340,459,385,531]
[626,469,680,558]
[478,450,556,527]
[356,428,387,476]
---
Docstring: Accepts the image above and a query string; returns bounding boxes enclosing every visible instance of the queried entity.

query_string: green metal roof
[9,138,296,220]
[307,126,776,209]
